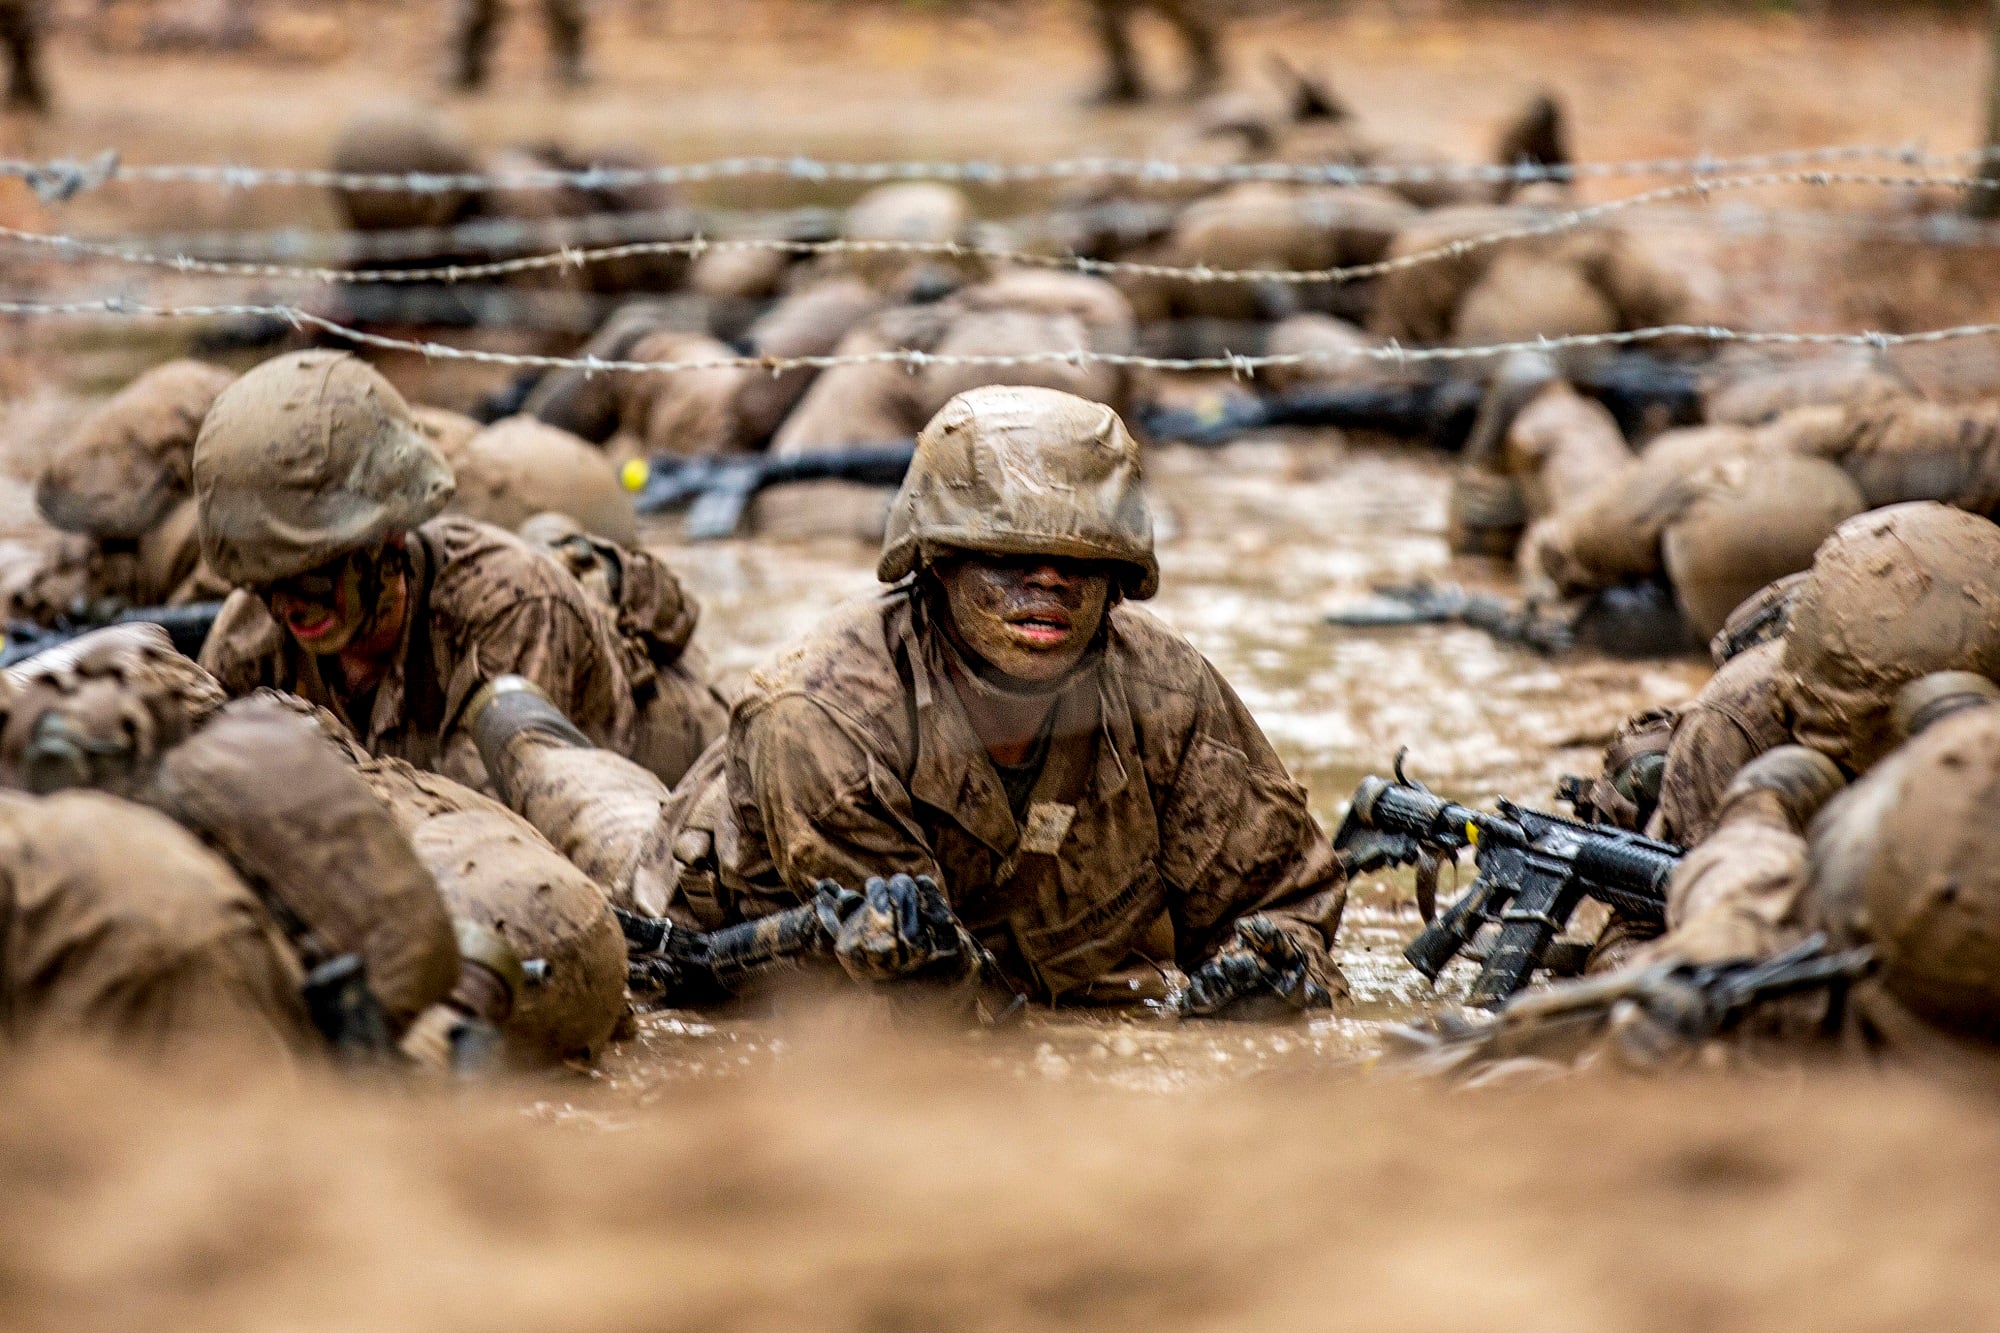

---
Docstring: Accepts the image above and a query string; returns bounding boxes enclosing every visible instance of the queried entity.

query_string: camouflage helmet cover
[1778,502,2000,771]
[194,350,455,586]
[878,385,1157,599]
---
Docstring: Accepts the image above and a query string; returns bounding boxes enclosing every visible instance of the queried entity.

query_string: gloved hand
[827,873,974,984]
[1179,915,1337,1017]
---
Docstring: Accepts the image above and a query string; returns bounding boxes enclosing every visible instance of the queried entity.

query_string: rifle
[1,599,228,670]
[615,894,842,1007]
[1142,377,1484,450]
[1333,762,1682,1006]
[1324,579,1703,659]
[616,887,1031,1021]
[630,443,917,540]
[1140,352,1704,450]
[1387,934,1878,1075]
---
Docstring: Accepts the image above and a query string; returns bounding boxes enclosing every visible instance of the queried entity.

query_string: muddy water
[595,430,1708,1105]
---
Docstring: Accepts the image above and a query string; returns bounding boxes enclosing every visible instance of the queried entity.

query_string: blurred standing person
[0,0,48,114]
[1085,0,1222,104]
[451,0,587,92]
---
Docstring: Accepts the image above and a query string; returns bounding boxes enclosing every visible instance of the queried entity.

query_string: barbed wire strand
[75,193,2000,271]
[5,170,1989,290]
[1,295,1993,376]
[5,142,1998,202]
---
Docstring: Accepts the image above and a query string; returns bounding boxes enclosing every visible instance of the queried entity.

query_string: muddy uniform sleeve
[1153,662,1347,974]
[1646,640,1790,846]
[732,694,941,901]
[447,593,623,745]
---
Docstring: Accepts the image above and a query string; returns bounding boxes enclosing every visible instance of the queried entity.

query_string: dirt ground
[1,4,1998,1327]
[7,1033,2000,1333]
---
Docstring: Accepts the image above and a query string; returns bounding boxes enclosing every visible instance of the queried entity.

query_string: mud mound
[0,1028,1993,1333]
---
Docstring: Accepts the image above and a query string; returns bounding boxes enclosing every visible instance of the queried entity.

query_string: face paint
[258,550,373,657]
[936,554,1112,686]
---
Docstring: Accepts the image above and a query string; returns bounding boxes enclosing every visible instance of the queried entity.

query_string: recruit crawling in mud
[475,385,1356,1014]
[189,350,726,793]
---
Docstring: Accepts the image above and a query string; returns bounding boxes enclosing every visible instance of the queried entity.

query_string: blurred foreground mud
[3,1033,1997,1333]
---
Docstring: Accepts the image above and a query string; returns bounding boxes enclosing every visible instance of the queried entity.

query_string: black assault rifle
[630,442,918,540]
[1325,579,1704,659]
[1333,763,1682,1006]
[1140,352,1704,450]
[616,886,1029,1021]
[0,599,227,670]
[1386,934,1878,1075]
[615,893,844,1007]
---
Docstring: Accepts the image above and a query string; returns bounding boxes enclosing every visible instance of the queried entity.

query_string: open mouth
[286,607,340,642]
[1006,611,1073,647]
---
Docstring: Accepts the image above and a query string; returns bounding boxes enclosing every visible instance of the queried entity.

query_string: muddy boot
[544,0,588,87]
[448,0,499,92]
[463,675,671,907]
[1084,0,1147,104]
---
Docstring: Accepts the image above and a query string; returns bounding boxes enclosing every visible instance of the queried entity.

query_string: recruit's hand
[829,873,975,984]
[1179,915,1337,1017]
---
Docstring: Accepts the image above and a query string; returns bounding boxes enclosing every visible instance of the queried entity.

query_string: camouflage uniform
[650,386,1347,1006]
[0,626,465,1061]
[1619,502,2000,845]
[1579,503,2000,974]
[201,512,721,791]
[0,789,311,1056]
[1523,422,1865,641]
[1583,678,2000,1078]
[192,351,724,790]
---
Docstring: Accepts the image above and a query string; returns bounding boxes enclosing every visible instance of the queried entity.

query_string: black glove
[829,873,973,984]
[1179,916,1336,1017]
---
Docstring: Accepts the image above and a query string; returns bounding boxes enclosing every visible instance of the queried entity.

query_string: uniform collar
[898,588,1132,854]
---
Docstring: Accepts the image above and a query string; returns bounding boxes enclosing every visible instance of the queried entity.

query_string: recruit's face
[936,554,1112,685]
[258,548,374,656]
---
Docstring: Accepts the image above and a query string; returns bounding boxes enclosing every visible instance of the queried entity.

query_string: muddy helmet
[1807,702,2000,1042]
[194,350,455,586]
[878,385,1157,599]
[1778,502,2000,772]
[37,360,236,541]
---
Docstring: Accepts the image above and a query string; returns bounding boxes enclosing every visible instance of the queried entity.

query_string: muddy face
[935,555,1112,685]
[258,549,374,656]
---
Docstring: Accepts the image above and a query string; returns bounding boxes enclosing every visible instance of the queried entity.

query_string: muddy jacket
[0,788,314,1057]
[201,515,719,789]
[651,586,1346,1004]
[1647,641,1791,847]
